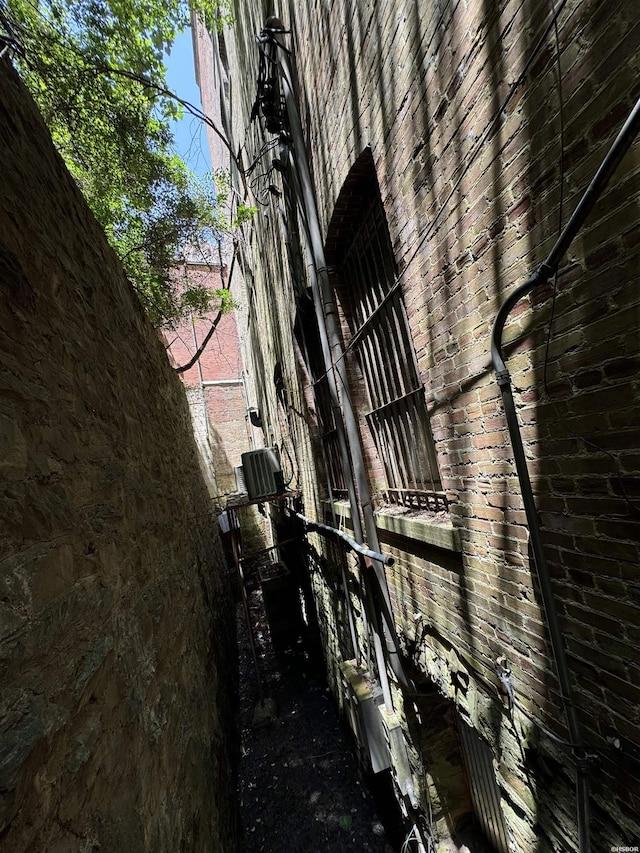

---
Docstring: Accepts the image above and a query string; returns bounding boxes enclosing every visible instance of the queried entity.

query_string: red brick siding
[165,265,242,388]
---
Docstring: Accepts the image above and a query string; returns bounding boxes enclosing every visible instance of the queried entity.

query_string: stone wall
[0,58,239,852]
[216,0,640,849]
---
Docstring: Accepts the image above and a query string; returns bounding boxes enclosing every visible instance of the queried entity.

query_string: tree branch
[173,242,237,373]
[94,62,248,196]
[4,5,249,197]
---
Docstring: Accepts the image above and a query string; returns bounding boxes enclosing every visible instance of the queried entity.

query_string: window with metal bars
[294,295,348,500]
[339,196,443,505]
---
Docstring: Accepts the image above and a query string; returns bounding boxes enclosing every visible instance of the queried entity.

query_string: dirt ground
[237,585,398,853]
[235,573,492,853]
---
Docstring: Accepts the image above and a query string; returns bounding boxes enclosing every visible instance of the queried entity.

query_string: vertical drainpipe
[492,95,640,853]
[282,142,392,706]
[276,196,363,666]
[276,45,410,702]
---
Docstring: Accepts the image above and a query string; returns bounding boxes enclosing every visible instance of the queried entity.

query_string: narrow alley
[236,582,395,853]
[2,1,640,851]
[235,550,494,853]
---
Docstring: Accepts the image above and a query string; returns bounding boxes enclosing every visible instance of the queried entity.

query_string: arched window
[327,153,442,507]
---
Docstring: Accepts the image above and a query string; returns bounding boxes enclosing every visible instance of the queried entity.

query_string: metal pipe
[491,94,640,853]
[288,260,363,666]
[284,147,371,666]
[228,507,263,701]
[277,119,395,705]
[492,94,640,378]
[292,510,395,567]
[278,47,410,697]
[283,140,397,707]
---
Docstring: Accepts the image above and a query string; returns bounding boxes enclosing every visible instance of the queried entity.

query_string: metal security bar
[459,721,510,853]
[341,198,441,496]
[383,489,448,512]
[313,374,348,495]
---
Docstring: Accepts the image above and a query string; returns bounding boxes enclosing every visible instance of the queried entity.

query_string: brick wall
[166,266,243,387]
[216,0,640,849]
[204,383,250,494]
[0,59,239,851]
[166,265,255,498]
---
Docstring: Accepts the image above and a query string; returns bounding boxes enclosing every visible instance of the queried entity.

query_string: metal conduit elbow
[490,265,554,382]
[491,93,640,853]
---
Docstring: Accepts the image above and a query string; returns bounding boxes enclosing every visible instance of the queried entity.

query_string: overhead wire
[541,0,566,399]
[400,0,571,277]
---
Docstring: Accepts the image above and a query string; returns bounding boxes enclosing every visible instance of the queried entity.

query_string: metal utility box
[241,448,284,500]
[340,661,391,773]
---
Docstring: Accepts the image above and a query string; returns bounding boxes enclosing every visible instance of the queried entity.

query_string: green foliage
[212,168,256,227]
[206,0,233,32]
[3,0,242,326]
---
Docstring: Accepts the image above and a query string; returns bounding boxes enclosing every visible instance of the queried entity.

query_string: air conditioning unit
[241,448,284,500]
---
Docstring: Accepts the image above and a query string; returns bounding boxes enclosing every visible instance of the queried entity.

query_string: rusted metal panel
[459,721,510,853]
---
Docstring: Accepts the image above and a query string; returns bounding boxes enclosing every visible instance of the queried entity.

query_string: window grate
[341,197,441,495]
[383,489,449,512]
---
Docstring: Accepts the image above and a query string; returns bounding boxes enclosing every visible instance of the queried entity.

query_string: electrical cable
[254,8,554,396]
[542,0,565,399]
[243,137,280,176]
[400,824,420,853]
[278,1,572,393]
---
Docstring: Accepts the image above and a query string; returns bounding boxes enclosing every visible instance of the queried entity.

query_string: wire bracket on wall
[252,18,290,135]
[494,655,514,712]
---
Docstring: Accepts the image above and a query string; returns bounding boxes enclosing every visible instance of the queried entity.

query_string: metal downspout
[277,48,409,704]
[282,174,373,667]
[491,95,640,853]
[278,199,363,666]
[282,145,393,708]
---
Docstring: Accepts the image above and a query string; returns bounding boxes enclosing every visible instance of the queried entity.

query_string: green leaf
[5,0,241,327]
[338,814,353,832]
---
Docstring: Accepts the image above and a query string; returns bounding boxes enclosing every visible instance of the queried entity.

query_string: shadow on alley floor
[237,586,397,853]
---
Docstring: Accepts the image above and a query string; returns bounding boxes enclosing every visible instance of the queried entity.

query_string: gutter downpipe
[278,47,409,704]
[284,172,372,668]
[491,95,640,853]
[284,148,393,708]
[277,198,362,666]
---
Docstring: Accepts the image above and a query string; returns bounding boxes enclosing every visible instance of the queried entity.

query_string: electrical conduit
[491,95,640,853]
[275,35,410,707]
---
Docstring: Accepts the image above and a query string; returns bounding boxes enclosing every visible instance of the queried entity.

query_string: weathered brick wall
[166,272,253,498]
[221,0,640,849]
[167,273,243,389]
[204,383,250,495]
[0,59,239,852]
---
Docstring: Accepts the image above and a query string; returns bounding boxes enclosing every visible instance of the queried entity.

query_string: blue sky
[165,29,212,177]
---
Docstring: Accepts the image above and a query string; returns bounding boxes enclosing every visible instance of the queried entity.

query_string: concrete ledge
[330,501,461,553]
[340,660,376,703]
[375,510,461,552]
